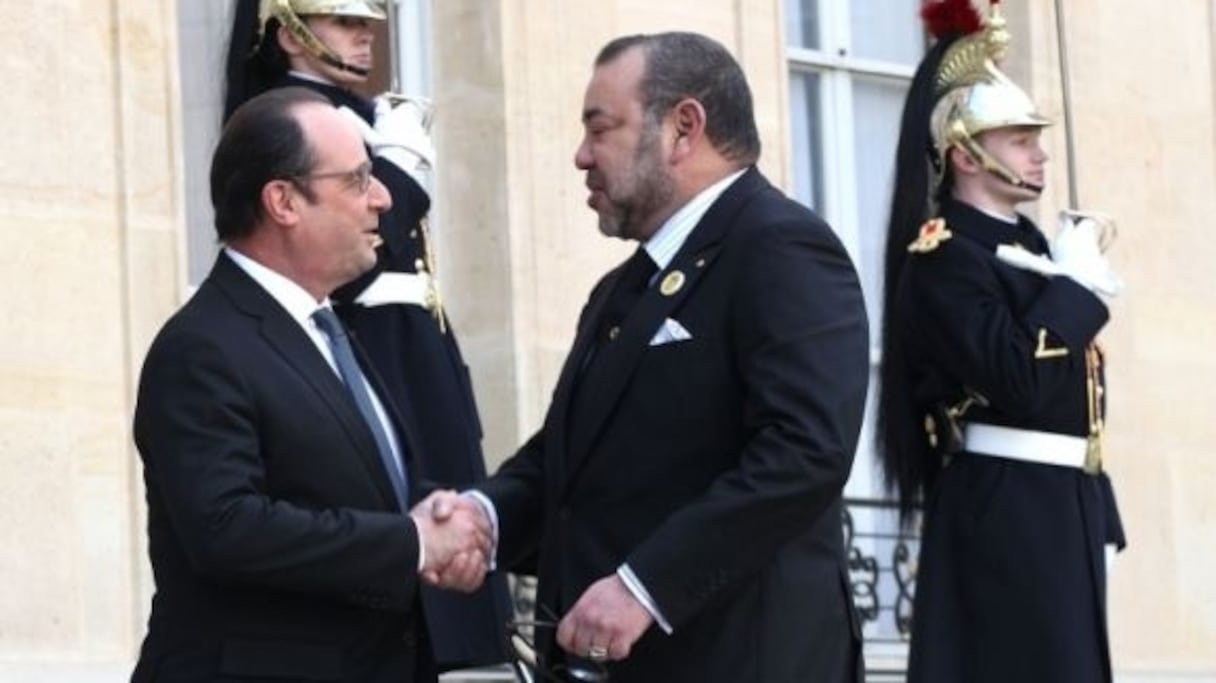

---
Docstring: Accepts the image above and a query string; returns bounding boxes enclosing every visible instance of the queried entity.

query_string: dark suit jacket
[481,168,870,682]
[131,253,435,683]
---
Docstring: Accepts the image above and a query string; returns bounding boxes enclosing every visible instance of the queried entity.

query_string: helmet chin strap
[277,9,372,78]
[957,137,1045,195]
[318,52,371,77]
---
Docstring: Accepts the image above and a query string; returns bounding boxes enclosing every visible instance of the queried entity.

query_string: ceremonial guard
[222,0,511,671]
[877,2,1126,681]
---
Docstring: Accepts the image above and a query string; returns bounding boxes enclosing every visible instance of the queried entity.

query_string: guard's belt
[354,272,433,309]
[962,422,1087,469]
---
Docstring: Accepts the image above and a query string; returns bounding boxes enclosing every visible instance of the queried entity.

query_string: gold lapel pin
[660,270,686,296]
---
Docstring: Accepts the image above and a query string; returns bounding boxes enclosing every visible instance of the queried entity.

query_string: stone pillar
[0,0,185,678]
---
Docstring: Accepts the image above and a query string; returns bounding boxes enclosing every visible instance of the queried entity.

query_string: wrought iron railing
[842,497,920,680]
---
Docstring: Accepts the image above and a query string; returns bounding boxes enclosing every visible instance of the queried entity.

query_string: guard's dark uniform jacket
[276,75,513,671]
[892,198,1126,683]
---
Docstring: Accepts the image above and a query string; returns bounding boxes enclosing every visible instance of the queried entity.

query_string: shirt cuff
[463,490,499,572]
[416,520,426,573]
[617,564,673,634]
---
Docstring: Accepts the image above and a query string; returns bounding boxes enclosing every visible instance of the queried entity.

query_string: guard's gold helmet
[257,0,386,77]
[928,1,1050,193]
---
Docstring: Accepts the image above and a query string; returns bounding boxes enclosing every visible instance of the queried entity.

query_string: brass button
[414,258,425,271]
[409,229,418,238]
[608,326,620,341]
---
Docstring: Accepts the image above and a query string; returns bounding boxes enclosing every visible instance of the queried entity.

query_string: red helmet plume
[921,0,984,39]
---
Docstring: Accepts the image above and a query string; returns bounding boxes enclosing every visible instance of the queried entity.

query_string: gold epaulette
[418,216,446,334]
[907,218,953,254]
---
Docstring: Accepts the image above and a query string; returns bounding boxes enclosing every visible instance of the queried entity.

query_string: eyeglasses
[291,160,374,194]
[506,609,609,682]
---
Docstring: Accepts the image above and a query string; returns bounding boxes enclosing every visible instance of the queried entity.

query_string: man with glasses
[459,32,869,682]
[130,87,491,682]
[223,0,514,672]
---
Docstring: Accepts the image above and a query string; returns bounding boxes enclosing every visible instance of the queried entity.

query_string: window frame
[786,47,916,286]
[785,2,926,669]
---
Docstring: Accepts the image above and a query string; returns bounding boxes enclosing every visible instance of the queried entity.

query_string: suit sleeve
[478,430,547,573]
[905,240,1108,414]
[626,217,870,627]
[135,328,422,610]
[478,274,616,573]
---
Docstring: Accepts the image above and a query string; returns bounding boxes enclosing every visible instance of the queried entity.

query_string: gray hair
[596,32,761,164]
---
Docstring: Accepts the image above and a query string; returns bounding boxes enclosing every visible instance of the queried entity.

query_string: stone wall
[0,0,185,678]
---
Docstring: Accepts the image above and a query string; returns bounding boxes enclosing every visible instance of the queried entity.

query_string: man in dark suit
[466,32,870,682]
[130,86,489,683]
[223,3,517,667]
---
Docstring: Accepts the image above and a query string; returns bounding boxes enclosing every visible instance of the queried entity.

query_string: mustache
[585,172,606,192]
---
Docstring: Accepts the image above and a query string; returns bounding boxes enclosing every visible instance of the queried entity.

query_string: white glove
[995,244,1063,278]
[336,100,435,180]
[370,94,436,176]
[1051,214,1124,298]
[337,104,377,143]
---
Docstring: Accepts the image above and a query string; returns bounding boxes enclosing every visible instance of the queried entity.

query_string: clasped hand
[994,212,1124,299]
[409,490,491,592]
[370,95,435,174]
[1051,213,1124,298]
[334,96,436,178]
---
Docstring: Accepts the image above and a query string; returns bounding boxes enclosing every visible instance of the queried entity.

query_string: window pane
[788,70,825,212]
[784,0,820,49]
[850,1,924,64]
[851,76,910,341]
[396,0,433,96]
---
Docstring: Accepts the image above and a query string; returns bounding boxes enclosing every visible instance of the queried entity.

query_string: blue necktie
[312,308,409,508]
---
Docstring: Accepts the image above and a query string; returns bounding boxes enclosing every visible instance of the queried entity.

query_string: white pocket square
[649,317,693,346]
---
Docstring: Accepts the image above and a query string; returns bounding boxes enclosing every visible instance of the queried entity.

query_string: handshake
[995,210,1124,298]
[409,490,493,593]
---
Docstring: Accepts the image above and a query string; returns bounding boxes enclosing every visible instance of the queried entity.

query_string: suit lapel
[543,274,616,488]
[210,255,405,511]
[564,243,724,477]
[563,168,770,479]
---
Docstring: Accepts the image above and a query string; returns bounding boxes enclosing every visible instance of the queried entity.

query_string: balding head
[211,87,330,242]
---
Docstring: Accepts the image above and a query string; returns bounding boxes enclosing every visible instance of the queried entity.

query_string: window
[785,0,924,669]
[176,0,232,286]
[388,0,434,97]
